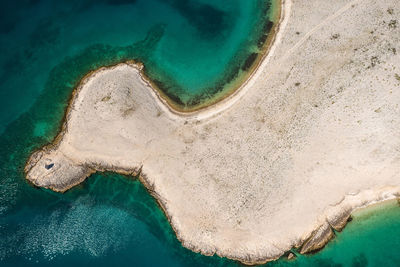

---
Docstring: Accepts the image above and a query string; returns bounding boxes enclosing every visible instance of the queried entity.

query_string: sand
[25,0,400,264]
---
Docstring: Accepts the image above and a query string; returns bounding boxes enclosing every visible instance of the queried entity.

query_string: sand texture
[25,0,400,264]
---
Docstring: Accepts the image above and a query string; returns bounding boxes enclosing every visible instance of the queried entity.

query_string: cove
[1,0,399,266]
[0,0,277,136]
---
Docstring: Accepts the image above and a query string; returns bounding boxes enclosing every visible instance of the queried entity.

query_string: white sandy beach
[25,0,400,264]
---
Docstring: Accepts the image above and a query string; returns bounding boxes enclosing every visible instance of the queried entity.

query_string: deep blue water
[0,0,400,266]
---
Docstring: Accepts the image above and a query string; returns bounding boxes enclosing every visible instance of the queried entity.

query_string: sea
[0,0,399,266]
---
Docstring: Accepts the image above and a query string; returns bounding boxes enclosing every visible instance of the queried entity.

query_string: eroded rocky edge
[25,0,400,265]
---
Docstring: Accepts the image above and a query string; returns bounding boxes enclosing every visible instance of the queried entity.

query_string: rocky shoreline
[25,0,400,264]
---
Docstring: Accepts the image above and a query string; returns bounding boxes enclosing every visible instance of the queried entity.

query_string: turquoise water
[269,200,400,267]
[0,0,399,266]
[0,0,274,126]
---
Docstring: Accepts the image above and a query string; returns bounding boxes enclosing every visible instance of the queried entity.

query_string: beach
[25,0,400,264]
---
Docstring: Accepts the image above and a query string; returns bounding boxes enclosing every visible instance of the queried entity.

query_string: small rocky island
[25,0,400,264]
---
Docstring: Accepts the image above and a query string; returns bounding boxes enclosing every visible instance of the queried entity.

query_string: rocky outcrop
[25,148,93,192]
[300,222,335,254]
[24,0,400,264]
[287,252,296,260]
[326,207,352,232]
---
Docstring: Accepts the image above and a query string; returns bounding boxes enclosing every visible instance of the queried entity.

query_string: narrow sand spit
[25,0,400,264]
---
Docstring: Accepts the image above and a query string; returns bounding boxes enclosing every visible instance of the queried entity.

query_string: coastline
[24,131,400,264]
[137,0,287,122]
[24,0,400,265]
[350,198,400,221]
[24,0,287,192]
[141,0,282,115]
[148,170,398,265]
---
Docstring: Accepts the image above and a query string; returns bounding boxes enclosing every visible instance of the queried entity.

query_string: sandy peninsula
[25,0,400,264]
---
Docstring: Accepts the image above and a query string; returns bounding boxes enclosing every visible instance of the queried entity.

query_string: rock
[327,207,352,231]
[300,223,335,254]
[287,252,296,260]
[25,147,93,192]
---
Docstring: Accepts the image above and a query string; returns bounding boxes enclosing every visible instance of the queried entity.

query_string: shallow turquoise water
[0,0,273,128]
[269,200,400,267]
[0,0,399,266]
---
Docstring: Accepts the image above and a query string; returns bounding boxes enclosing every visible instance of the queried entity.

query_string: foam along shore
[25,0,400,264]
